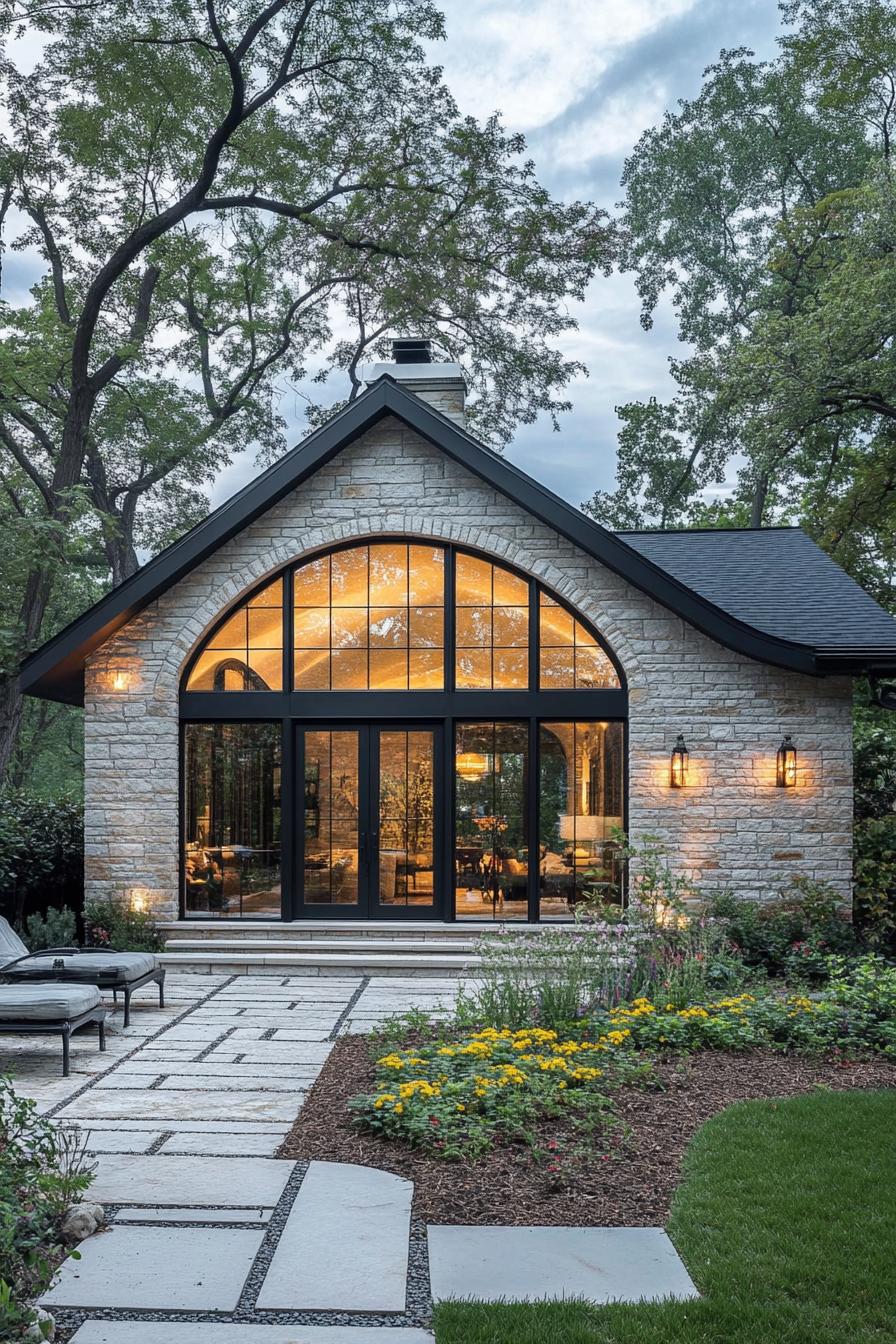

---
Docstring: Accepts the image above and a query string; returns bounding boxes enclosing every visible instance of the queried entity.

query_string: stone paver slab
[71,1324,434,1342]
[256,1160,411,1312]
[158,1131,284,1156]
[89,1153,294,1207]
[56,1088,303,1123]
[41,1225,264,1310]
[115,1206,273,1223]
[80,1130,163,1154]
[426,1225,699,1304]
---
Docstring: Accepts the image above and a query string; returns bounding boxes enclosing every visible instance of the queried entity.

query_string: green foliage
[433,1089,896,1344]
[0,1076,93,1338]
[23,906,77,952]
[83,899,162,953]
[351,1026,648,1159]
[0,791,83,928]
[587,0,896,591]
[706,882,861,981]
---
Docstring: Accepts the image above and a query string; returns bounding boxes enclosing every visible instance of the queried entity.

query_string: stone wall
[83,416,854,919]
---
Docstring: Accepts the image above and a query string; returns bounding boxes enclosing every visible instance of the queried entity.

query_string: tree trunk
[749,472,770,528]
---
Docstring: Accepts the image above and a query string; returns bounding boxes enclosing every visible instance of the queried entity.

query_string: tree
[586,0,896,586]
[0,0,614,784]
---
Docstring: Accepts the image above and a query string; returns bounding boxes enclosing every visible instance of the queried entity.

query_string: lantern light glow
[776,735,797,787]
[670,734,689,788]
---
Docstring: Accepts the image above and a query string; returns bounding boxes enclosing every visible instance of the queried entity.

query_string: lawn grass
[432,1088,896,1344]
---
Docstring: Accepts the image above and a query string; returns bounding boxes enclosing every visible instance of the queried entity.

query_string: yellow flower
[373,1093,396,1109]
[393,1103,404,1114]
[456,1104,466,1112]
[377,1053,406,1070]
[437,1047,456,1057]
[556,1041,581,1054]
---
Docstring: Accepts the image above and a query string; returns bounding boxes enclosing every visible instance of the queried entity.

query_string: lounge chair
[0,982,106,1076]
[0,918,165,1027]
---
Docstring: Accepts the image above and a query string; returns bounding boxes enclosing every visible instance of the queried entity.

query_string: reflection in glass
[183,722,281,916]
[378,731,435,906]
[302,730,360,904]
[455,722,528,919]
[539,594,620,689]
[186,579,284,690]
[455,556,529,689]
[294,544,445,690]
[538,722,624,920]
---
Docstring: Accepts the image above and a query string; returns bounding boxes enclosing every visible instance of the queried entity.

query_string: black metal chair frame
[0,1002,107,1076]
[1,947,166,1027]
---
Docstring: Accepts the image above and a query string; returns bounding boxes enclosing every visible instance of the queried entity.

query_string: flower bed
[351,1027,650,1157]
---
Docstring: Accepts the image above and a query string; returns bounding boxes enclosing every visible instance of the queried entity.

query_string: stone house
[20,343,896,929]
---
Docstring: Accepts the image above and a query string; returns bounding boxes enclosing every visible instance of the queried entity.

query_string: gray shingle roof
[618,527,896,652]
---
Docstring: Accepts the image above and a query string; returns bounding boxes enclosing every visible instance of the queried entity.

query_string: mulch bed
[279,1034,896,1226]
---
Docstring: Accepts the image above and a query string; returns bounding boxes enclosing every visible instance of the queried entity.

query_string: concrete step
[158,950,480,977]
[164,937,476,956]
[159,919,533,941]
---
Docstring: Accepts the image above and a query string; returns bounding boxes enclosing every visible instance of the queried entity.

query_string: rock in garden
[24,1306,55,1340]
[61,1202,105,1243]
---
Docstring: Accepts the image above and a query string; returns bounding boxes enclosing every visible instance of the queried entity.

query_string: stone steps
[165,937,476,954]
[158,949,480,976]
[160,918,505,940]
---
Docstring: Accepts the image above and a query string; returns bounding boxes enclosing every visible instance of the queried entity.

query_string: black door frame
[292,720,444,921]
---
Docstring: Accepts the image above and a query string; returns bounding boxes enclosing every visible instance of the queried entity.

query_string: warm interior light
[670,734,689,788]
[776,735,797,787]
[456,751,489,782]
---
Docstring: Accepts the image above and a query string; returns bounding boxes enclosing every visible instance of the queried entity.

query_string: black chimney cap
[391,338,433,364]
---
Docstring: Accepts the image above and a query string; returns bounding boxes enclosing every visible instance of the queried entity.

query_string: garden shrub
[351,1027,650,1157]
[83,900,162,953]
[707,881,861,981]
[0,792,83,929]
[0,1075,93,1338]
[23,906,78,952]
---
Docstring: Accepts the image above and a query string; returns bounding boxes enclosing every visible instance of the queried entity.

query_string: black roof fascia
[19,375,896,705]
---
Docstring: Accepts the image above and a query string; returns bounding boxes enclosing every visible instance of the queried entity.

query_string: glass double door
[296,725,439,918]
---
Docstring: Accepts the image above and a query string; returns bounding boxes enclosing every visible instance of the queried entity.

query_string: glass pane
[207,611,247,650]
[456,648,491,689]
[576,645,618,688]
[294,650,329,690]
[303,730,360,905]
[538,722,625,920]
[493,568,528,605]
[493,606,529,647]
[249,578,283,608]
[369,608,408,648]
[370,649,408,689]
[410,607,443,648]
[331,650,368,690]
[295,556,329,606]
[539,596,575,645]
[456,606,492,647]
[369,543,408,606]
[331,547,368,607]
[456,554,492,604]
[295,608,330,648]
[493,649,528,688]
[291,543,446,690]
[410,649,443,689]
[378,730,435,906]
[409,546,445,605]
[455,722,528,921]
[540,647,575,689]
[183,722,282,917]
[248,607,282,648]
[247,648,282,690]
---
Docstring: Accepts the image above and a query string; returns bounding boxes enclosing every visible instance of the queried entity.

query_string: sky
[2,0,784,516]
[215,0,783,512]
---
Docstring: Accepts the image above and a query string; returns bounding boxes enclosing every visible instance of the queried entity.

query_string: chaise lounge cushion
[7,951,158,984]
[0,919,29,967]
[0,982,102,1021]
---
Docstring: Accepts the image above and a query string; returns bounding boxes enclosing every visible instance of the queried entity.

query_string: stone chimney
[361,338,467,426]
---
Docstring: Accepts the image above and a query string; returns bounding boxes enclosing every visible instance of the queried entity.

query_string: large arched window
[180,540,626,925]
[184,542,621,694]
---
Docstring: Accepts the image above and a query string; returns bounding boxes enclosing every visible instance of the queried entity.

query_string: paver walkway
[4,972,697,1338]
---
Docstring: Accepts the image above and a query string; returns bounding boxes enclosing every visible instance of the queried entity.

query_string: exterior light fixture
[776,735,797,788]
[112,671,128,691]
[129,887,149,914]
[670,734,689,788]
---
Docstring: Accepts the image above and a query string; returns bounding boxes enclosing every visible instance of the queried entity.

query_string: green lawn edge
[432,1087,896,1344]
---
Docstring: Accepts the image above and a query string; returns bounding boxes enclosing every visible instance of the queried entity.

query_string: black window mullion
[529,580,539,691]
[528,716,539,923]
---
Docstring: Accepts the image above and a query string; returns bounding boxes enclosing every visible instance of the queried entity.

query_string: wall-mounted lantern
[112,671,128,692]
[776,735,797,788]
[128,887,150,914]
[670,734,689,788]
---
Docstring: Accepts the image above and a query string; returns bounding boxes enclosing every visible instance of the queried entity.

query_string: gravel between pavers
[279,1033,896,1227]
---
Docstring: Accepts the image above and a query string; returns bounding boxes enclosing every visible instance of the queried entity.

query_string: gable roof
[20,375,896,705]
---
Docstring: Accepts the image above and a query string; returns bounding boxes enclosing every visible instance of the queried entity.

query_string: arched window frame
[180,539,627,713]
